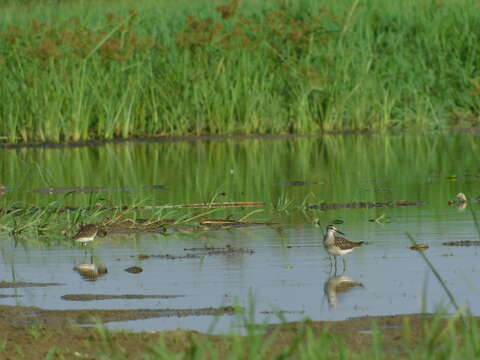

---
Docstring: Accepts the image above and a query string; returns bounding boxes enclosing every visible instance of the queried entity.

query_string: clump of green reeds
[1,0,480,143]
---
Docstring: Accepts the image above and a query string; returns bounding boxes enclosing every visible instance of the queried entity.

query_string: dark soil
[0,304,468,360]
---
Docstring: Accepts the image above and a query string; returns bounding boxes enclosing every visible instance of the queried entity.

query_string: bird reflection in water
[73,255,108,281]
[324,275,363,308]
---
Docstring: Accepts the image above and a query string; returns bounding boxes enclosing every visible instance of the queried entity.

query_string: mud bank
[0,304,471,359]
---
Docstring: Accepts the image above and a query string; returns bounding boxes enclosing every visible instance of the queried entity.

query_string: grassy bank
[1,309,479,359]
[1,0,480,143]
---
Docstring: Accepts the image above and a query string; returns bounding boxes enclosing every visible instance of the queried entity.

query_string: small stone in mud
[125,266,143,274]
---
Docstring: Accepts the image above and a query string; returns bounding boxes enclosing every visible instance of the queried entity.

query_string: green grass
[1,0,480,143]
[50,312,480,359]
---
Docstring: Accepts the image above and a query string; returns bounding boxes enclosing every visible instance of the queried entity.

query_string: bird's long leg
[334,256,337,275]
[328,255,333,274]
[342,257,346,273]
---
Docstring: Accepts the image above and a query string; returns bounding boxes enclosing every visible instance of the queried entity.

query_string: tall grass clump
[1,0,480,143]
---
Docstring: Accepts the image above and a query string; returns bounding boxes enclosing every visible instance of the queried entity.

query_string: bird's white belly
[75,236,95,243]
[327,246,353,256]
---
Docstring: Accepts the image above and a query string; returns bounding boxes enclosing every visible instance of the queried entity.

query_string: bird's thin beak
[335,229,345,235]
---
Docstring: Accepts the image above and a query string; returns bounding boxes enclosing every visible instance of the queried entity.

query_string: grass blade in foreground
[405,232,461,315]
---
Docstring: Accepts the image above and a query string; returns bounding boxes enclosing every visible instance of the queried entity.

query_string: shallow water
[0,134,479,333]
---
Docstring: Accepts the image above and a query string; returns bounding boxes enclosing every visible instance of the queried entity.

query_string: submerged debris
[0,281,63,288]
[443,241,480,246]
[138,245,255,261]
[183,244,255,255]
[61,294,183,301]
[309,200,424,210]
[137,254,201,260]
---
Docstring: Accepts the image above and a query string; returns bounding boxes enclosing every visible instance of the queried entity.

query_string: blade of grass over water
[2,0,480,143]
[405,232,461,315]
[469,206,480,241]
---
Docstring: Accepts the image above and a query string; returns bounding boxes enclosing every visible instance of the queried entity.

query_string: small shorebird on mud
[73,224,100,245]
[323,225,364,273]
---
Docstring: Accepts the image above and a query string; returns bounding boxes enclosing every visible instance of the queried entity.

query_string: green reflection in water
[0,135,478,223]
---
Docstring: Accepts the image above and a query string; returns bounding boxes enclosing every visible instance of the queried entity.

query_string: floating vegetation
[368,214,391,224]
[61,294,182,301]
[137,245,255,261]
[183,244,255,255]
[138,254,202,260]
[443,241,480,247]
[409,244,429,251]
[0,281,64,288]
[309,201,424,210]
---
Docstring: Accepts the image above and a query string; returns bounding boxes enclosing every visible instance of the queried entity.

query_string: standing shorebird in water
[73,224,99,245]
[323,225,364,273]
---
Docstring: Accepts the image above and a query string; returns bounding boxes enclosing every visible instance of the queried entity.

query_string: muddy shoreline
[0,303,468,359]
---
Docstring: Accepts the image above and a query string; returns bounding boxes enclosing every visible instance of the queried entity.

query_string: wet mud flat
[0,303,474,360]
